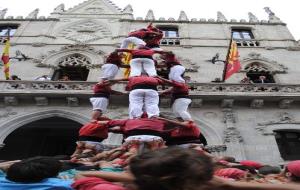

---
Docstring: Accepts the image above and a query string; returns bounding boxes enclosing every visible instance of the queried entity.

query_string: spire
[178,11,188,21]
[248,12,259,23]
[145,9,155,20]
[0,8,8,19]
[263,7,282,23]
[26,9,39,19]
[53,4,65,13]
[122,4,133,14]
[217,11,227,22]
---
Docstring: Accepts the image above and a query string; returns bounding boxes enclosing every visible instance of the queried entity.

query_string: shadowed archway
[0,117,82,160]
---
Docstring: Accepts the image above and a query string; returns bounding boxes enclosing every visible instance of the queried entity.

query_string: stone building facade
[1,0,300,163]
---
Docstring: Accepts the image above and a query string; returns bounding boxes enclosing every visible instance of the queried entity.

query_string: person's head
[220,156,236,163]
[259,75,266,80]
[6,156,62,183]
[11,75,21,80]
[258,165,281,175]
[61,74,70,81]
[284,160,300,182]
[129,147,214,190]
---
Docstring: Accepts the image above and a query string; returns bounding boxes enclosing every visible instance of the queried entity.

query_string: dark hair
[258,165,281,175]
[221,156,236,163]
[6,156,62,183]
[130,147,214,190]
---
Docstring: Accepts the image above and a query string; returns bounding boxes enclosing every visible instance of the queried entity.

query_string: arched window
[245,62,275,83]
[274,130,300,160]
[52,54,90,81]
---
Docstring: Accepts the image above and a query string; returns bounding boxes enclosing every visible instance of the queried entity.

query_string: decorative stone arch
[0,109,90,145]
[55,19,112,43]
[241,52,287,74]
[193,118,223,145]
[41,45,104,69]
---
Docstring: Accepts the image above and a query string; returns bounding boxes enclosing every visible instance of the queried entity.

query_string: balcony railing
[160,38,181,46]
[235,39,260,47]
[1,80,300,96]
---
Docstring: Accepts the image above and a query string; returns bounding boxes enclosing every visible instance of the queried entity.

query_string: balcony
[160,38,181,46]
[235,39,260,47]
[1,80,300,104]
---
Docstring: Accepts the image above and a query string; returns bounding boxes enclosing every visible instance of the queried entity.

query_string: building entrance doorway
[0,117,82,160]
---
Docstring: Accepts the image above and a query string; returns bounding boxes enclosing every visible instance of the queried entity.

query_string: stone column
[222,108,246,160]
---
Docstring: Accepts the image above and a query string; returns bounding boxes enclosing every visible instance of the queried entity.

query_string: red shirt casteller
[79,117,110,139]
[126,76,163,91]
[93,82,112,94]
[108,118,167,134]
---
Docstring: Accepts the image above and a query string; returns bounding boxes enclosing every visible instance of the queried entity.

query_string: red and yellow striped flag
[224,40,241,80]
[123,43,134,78]
[1,39,10,80]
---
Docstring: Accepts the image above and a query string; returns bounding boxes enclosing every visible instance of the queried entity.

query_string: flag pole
[5,28,10,80]
[221,35,233,82]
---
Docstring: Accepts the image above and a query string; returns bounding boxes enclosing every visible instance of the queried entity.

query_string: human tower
[71,23,205,164]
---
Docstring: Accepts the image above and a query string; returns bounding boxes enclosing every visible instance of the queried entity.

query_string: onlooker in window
[35,75,51,81]
[59,74,70,81]
[253,75,271,84]
[10,75,21,80]
[240,77,253,84]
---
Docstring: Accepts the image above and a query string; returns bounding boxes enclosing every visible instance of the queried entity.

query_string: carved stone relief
[242,52,288,74]
[0,107,17,119]
[35,44,104,69]
[58,20,112,43]
[250,99,264,109]
[256,112,300,135]
[222,109,243,143]
[4,97,18,106]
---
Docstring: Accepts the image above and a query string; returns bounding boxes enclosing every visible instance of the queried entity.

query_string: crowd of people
[0,23,300,190]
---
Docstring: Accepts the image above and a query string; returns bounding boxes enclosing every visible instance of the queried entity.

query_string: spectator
[284,160,300,183]
[0,156,73,189]
[59,74,70,81]
[35,75,51,81]
[253,75,271,84]
[10,75,21,80]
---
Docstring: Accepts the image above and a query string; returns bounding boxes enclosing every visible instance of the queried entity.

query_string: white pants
[120,37,146,48]
[151,47,163,51]
[172,98,192,120]
[125,135,162,143]
[90,97,109,112]
[130,58,157,77]
[169,65,186,83]
[129,89,159,118]
[101,64,119,80]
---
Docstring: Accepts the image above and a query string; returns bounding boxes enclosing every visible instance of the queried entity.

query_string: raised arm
[115,48,133,53]
[156,116,188,128]
[74,171,134,182]
[155,75,174,85]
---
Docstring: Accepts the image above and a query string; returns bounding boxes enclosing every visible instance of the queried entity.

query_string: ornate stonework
[250,99,264,109]
[26,9,39,19]
[217,11,227,22]
[4,97,18,106]
[256,112,300,135]
[248,12,259,23]
[58,20,112,43]
[222,109,243,143]
[0,107,17,119]
[35,44,104,69]
[242,52,288,74]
